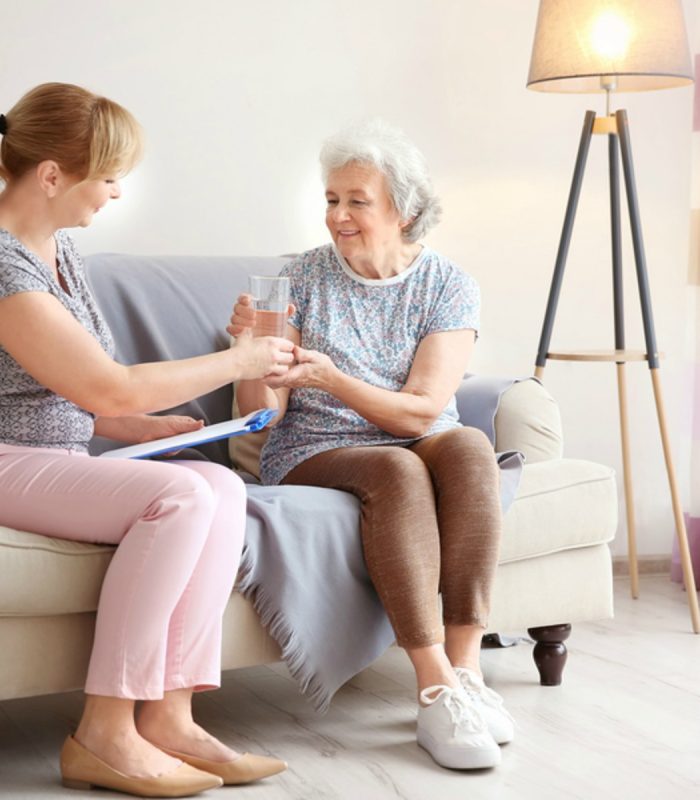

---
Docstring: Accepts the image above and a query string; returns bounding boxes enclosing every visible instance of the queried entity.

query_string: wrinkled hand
[234,334,295,380]
[263,345,337,390]
[138,415,204,443]
[226,293,295,338]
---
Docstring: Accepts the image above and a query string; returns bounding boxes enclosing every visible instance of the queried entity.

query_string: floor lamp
[526,0,700,632]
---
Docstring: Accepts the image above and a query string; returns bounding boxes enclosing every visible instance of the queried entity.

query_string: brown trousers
[282,426,502,648]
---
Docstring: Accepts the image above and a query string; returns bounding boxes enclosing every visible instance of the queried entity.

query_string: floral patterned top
[0,229,114,450]
[259,243,480,485]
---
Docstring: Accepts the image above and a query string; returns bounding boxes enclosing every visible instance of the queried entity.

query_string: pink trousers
[0,444,246,700]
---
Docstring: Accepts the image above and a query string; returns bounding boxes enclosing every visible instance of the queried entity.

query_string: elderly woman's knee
[455,425,494,454]
[418,427,498,479]
[367,446,433,493]
[433,426,493,456]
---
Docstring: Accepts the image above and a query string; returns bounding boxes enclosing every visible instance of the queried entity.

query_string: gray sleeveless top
[0,229,114,450]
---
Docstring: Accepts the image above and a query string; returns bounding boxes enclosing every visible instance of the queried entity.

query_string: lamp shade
[527,0,693,93]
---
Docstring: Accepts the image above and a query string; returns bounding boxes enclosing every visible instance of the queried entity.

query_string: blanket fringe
[236,556,333,714]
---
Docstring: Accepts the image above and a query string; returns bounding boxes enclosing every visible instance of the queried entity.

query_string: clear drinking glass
[248,275,290,337]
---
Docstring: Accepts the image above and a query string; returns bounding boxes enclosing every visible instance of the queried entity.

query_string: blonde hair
[0,82,143,183]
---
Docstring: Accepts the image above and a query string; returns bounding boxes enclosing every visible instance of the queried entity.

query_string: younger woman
[0,83,292,797]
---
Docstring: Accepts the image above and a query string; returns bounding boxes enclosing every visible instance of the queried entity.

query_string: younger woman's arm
[0,292,294,417]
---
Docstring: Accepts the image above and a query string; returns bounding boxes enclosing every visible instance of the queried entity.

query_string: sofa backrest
[84,253,289,465]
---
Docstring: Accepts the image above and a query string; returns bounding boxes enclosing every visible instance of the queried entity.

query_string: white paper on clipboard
[99,409,277,460]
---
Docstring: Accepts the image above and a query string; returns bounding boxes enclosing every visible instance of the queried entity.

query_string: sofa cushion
[500,458,616,563]
[0,526,113,616]
[0,457,615,617]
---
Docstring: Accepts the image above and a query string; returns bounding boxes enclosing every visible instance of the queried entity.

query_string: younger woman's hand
[93,414,204,446]
[233,335,295,381]
[138,415,204,443]
[263,345,337,390]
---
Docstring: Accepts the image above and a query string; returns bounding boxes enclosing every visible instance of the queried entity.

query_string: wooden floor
[1,576,699,799]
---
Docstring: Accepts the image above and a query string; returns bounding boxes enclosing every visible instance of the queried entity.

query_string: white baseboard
[612,555,670,577]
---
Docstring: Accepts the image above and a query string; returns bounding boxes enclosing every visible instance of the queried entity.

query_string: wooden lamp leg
[649,369,700,633]
[616,362,640,598]
[617,110,699,632]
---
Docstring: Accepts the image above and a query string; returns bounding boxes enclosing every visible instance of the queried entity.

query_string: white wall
[2,0,696,557]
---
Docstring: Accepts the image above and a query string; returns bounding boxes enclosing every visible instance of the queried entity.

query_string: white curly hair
[319,119,442,243]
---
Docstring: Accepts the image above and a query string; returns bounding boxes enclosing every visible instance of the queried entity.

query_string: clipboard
[99,409,277,460]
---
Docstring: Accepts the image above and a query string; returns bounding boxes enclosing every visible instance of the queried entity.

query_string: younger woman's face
[61,176,121,228]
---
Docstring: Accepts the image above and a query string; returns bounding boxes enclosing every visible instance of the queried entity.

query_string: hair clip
[0,114,6,135]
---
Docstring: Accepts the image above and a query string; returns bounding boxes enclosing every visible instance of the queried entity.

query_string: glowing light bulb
[590,10,631,60]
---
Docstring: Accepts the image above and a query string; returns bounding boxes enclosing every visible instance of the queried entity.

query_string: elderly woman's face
[325,162,404,267]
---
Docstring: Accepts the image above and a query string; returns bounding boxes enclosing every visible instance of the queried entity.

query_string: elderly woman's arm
[265,328,475,439]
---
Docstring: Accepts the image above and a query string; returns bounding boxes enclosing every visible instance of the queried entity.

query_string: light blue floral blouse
[259,243,480,485]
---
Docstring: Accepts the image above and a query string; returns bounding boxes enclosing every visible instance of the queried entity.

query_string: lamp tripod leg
[608,131,640,596]
[649,368,700,633]
[535,110,597,374]
[616,109,699,632]
[616,362,639,598]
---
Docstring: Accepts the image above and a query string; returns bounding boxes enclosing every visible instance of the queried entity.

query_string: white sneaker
[416,685,501,769]
[454,668,515,745]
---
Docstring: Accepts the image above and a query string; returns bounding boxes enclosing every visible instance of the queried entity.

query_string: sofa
[0,252,618,703]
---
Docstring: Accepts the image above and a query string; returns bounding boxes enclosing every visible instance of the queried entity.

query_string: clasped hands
[227,293,338,390]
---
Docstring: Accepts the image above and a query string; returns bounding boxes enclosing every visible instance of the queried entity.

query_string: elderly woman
[230,120,513,771]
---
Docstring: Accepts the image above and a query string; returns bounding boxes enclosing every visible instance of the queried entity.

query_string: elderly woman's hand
[226,293,295,338]
[227,294,256,337]
[263,345,338,390]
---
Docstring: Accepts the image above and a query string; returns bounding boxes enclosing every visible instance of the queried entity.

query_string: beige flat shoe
[159,746,288,785]
[60,735,223,797]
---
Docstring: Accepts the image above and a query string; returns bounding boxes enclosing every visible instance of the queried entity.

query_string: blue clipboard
[99,408,277,460]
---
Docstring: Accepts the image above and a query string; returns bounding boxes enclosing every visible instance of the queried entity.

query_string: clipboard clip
[246,408,278,431]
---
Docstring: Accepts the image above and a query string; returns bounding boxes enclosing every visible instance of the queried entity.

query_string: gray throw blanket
[236,374,523,712]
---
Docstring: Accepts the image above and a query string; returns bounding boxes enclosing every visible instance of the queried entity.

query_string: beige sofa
[0,253,617,702]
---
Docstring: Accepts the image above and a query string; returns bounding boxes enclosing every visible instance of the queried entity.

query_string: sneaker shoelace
[455,669,515,723]
[419,685,486,735]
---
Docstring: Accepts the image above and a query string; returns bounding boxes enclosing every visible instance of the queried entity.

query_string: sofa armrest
[455,377,563,463]
[495,379,563,463]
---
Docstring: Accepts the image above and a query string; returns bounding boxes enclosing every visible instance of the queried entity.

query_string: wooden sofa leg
[527,624,572,686]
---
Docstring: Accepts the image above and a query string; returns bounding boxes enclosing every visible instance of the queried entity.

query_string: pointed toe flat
[60,735,223,797]
[159,747,288,785]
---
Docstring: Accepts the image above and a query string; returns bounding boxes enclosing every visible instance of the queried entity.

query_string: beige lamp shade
[527,0,693,93]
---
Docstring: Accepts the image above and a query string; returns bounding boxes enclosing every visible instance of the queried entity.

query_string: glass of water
[248,276,290,337]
